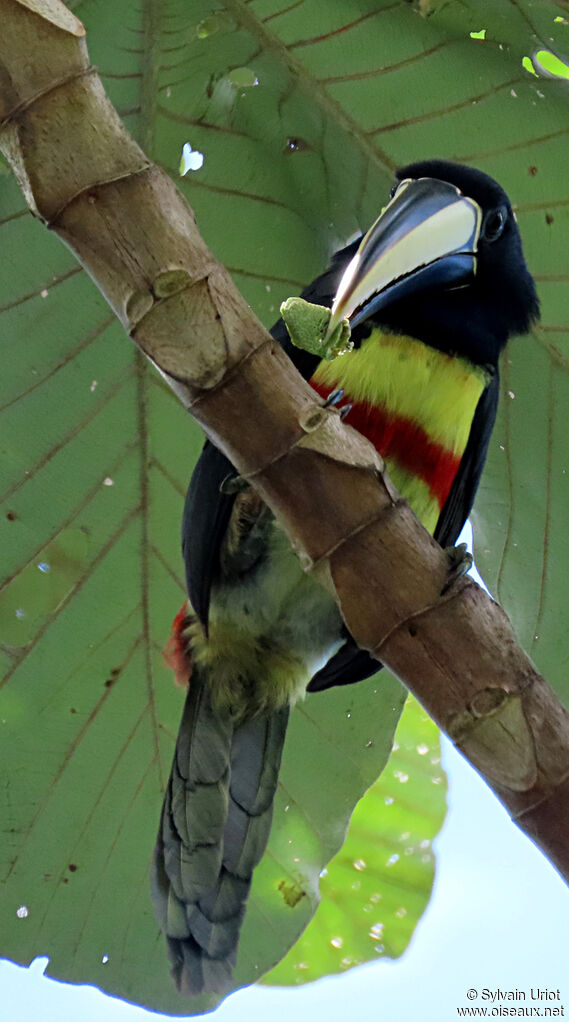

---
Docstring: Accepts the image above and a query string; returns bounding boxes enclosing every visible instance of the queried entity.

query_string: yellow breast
[311,329,489,533]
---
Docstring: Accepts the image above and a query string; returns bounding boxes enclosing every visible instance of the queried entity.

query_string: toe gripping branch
[441,542,473,595]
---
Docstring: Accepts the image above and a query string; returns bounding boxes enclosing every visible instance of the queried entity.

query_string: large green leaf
[1,0,568,1013]
[265,697,445,986]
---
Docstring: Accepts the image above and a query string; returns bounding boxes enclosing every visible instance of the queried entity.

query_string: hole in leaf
[179,142,205,176]
[524,49,569,80]
[284,137,311,153]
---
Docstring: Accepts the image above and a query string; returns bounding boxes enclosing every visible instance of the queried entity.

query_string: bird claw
[322,388,345,407]
[321,389,352,421]
[441,542,473,594]
[219,473,250,495]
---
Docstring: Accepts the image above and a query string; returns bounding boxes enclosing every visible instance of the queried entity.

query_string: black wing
[181,441,237,630]
[434,366,499,547]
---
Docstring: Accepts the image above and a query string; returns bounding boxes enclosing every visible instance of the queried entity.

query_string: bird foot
[441,542,473,594]
[219,473,250,495]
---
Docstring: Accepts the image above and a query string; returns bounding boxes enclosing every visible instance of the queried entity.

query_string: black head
[367,159,540,366]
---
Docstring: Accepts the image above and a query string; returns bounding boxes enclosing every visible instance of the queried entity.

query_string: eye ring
[483,206,507,242]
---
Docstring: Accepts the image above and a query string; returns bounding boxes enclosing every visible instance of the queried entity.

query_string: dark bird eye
[483,206,507,242]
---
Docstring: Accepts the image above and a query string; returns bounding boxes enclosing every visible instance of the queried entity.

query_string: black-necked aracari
[152,160,539,996]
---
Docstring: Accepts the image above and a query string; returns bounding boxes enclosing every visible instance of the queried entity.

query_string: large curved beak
[326,177,483,339]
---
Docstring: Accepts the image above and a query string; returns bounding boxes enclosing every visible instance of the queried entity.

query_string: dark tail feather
[151,668,289,997]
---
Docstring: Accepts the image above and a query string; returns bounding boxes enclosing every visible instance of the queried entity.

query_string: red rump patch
[163,604,192,688]
[310,379,461,510]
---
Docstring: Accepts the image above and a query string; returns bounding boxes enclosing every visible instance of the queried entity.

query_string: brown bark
[1,0,569,880]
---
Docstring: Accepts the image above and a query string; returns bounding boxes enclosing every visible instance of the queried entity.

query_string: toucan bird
[152,160,539,996]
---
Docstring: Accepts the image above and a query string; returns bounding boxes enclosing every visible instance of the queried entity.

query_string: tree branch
[2,0,569,879]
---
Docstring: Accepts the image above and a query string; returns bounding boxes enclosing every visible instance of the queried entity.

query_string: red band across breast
[310,379,462,510]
